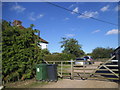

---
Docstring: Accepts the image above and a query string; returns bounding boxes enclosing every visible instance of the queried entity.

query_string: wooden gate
[73,56,119,81]
[46,56,119,81]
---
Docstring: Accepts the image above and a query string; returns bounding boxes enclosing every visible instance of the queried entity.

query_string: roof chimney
[12,20,22,26]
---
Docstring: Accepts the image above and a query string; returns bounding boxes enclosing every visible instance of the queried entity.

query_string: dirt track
[36,79,118,88]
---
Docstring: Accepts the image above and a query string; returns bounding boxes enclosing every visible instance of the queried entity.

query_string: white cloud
[92,30,100,34]
[78,11,98,19]
[69,4,74,8]
[37,14,44,18]
[29,12,44,21]
[29,12,35,21]
[114,5,120,11]
[106,29,119,35]
[100,5,109,12]
[11,4,26,13]
[29,17,36,21]
[71,7,79,14]
[65,34,75,37]
[64,17,70,20]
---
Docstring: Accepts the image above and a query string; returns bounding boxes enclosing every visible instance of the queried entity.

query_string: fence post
[61,61,63,77]
[83,61,85,79]
[71,59,74,80]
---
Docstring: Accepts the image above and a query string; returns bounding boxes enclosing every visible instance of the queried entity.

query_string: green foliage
[60,37,85,57]
[2,20,43,83]
[91,47,115,59]
[41,49,51,56]
[30,24,35,29]
[44,53,76,61]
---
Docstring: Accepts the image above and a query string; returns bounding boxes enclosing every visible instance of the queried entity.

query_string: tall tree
[60,37,84,57]
[91,47,115,59]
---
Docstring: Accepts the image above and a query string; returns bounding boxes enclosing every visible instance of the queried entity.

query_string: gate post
[71,59,74,80]
[61,61,63,77]
[83,61,86,80]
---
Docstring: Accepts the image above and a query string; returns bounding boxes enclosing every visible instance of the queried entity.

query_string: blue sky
[2,2,119,53]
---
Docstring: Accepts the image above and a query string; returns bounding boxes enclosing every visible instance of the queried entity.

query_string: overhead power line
[46,2,118,26]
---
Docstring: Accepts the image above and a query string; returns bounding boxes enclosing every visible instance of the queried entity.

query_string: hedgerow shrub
[44,53,76,61]
[2,20,43,83]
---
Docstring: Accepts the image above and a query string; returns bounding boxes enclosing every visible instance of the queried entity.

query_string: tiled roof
[39,37,49,44]
[34,35,48,44]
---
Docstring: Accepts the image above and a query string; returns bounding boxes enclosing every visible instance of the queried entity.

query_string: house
[38,37,49,49]
[12,20,49,49]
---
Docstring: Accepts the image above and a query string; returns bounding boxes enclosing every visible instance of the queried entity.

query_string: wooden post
[61,61,63,77]
[83,61,85,79]
[71,59,74,80]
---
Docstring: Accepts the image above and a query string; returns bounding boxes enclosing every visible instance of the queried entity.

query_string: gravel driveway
[35,79,118,88]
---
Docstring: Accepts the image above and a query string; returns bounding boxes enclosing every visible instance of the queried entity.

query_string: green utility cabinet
[36,64,48,81]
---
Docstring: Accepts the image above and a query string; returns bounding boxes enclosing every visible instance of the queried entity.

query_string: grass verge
[4,78,49,88]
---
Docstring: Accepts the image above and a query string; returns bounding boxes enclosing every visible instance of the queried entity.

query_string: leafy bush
[2,20,43,83]
[44,53,76,61]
